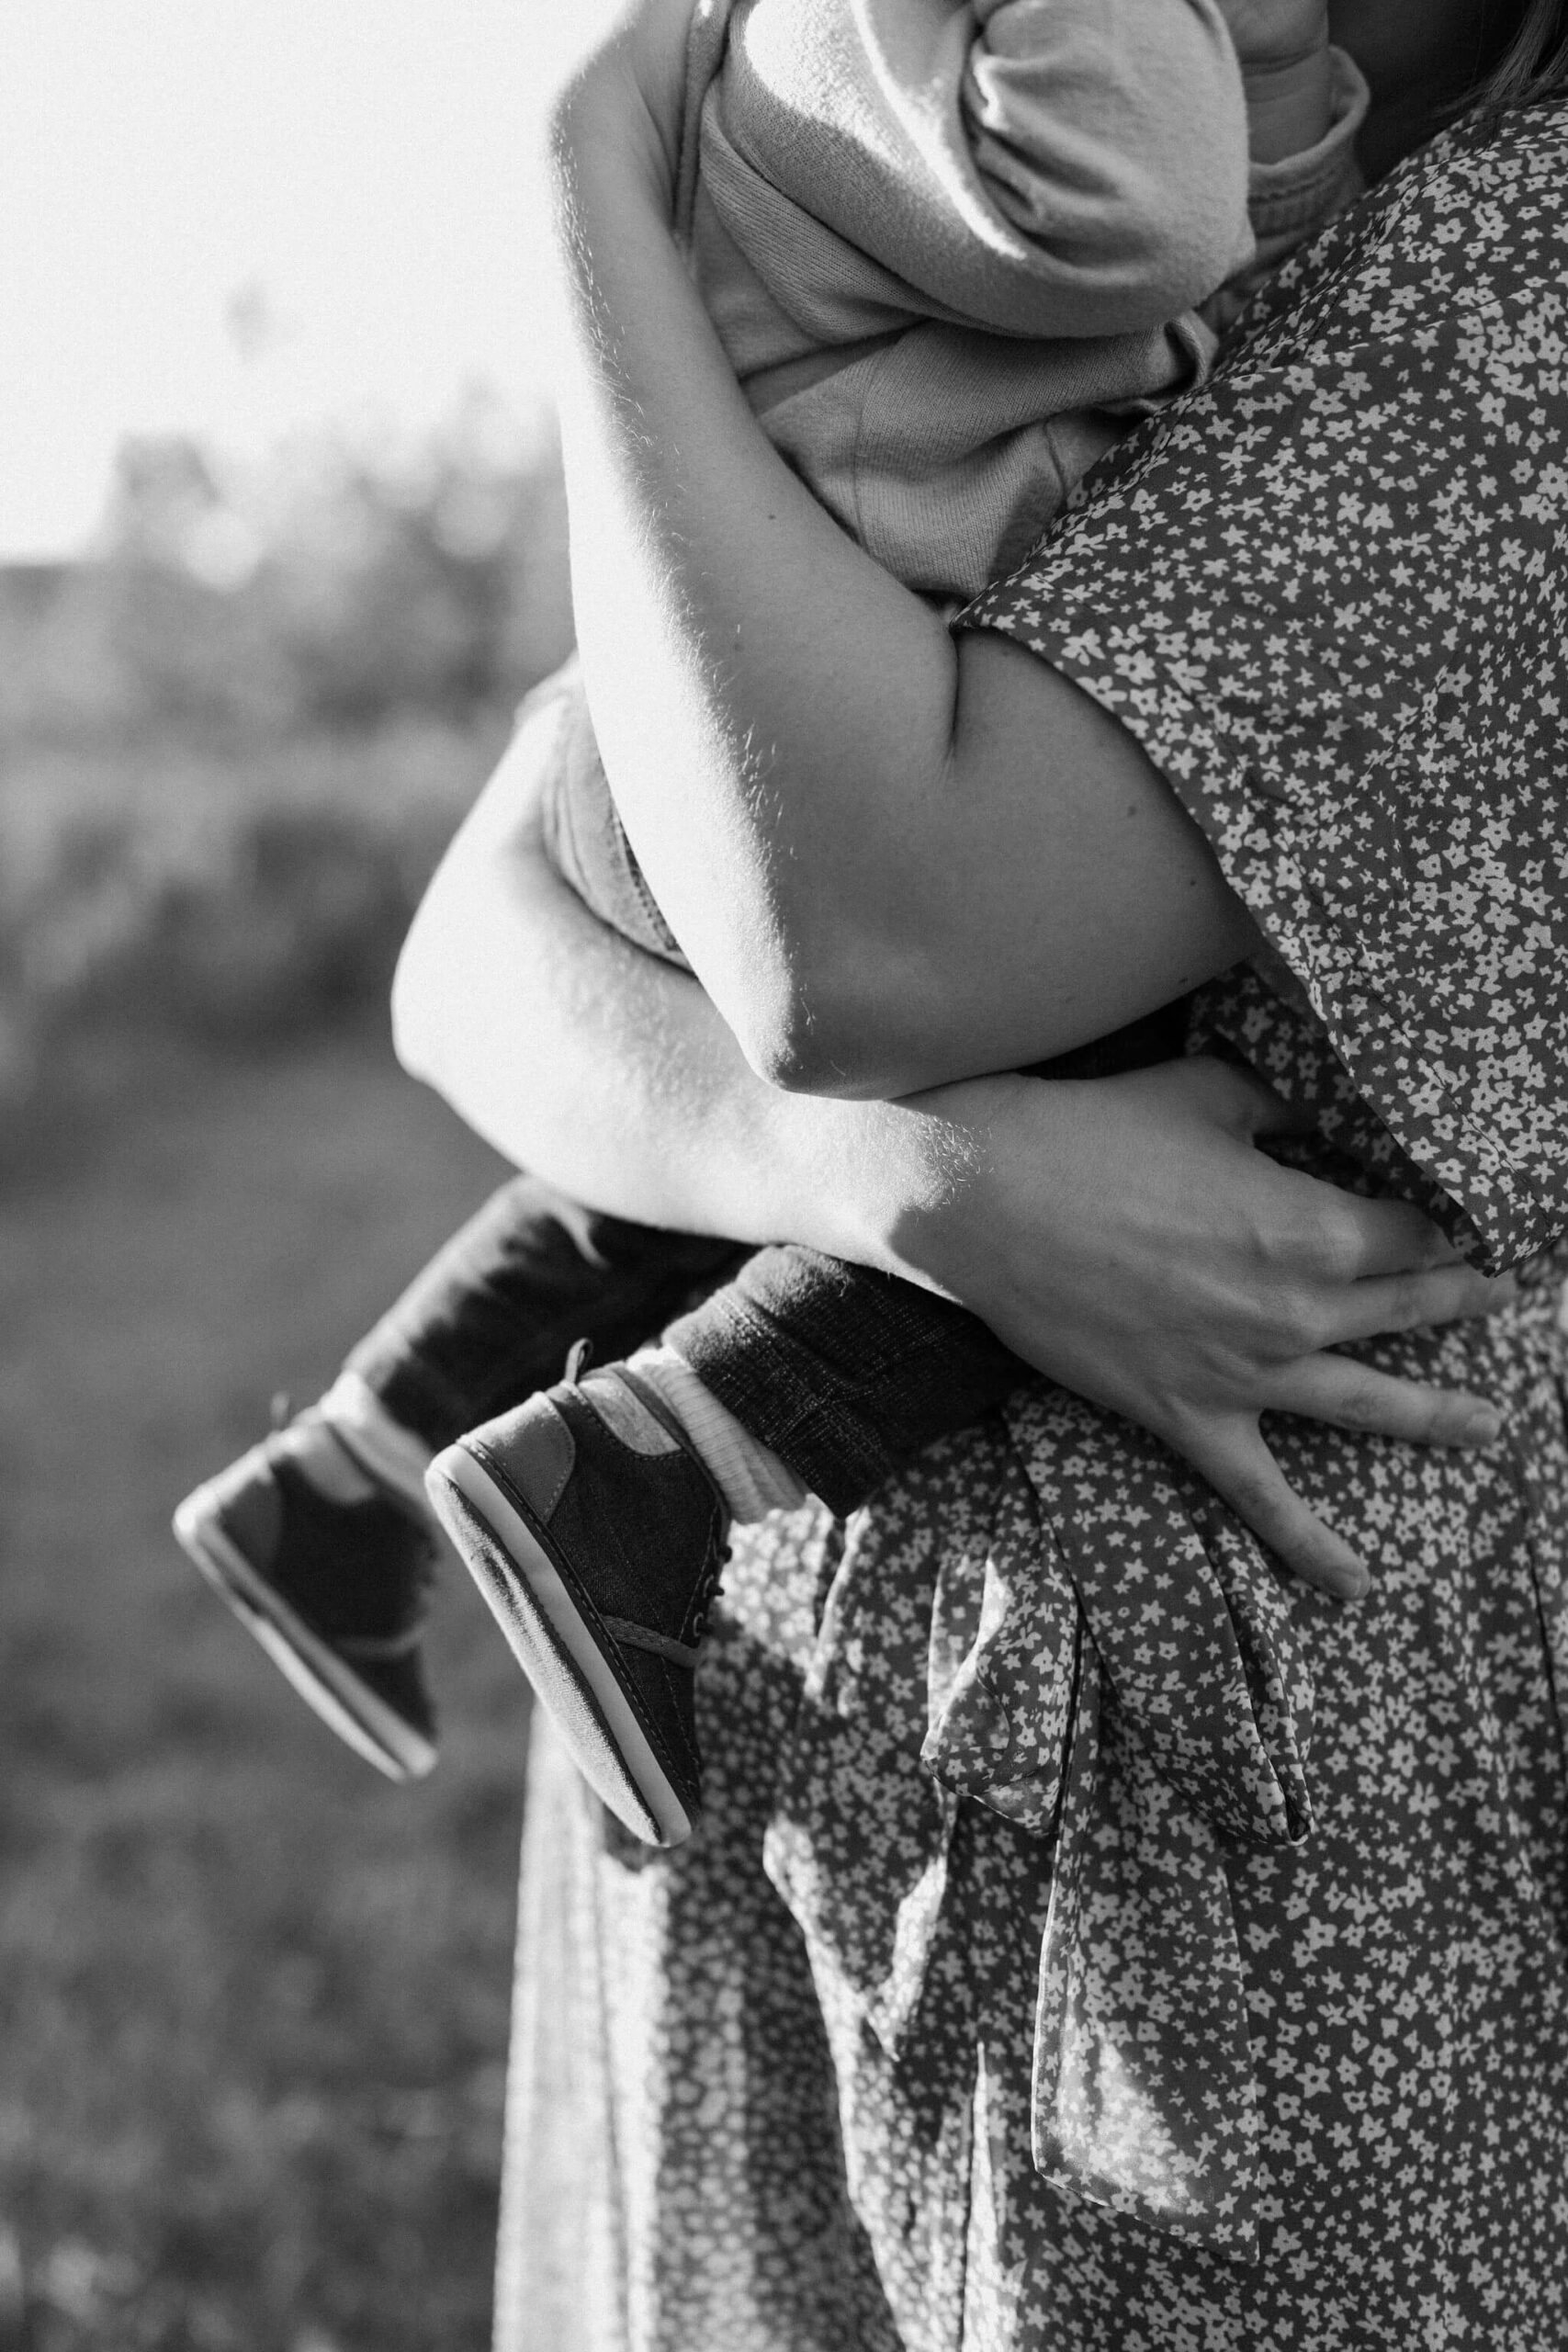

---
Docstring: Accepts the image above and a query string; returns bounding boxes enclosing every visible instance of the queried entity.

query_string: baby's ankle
[624,1346,807,1525]
[317,1373,435,1511]
[274,1409,382,1505]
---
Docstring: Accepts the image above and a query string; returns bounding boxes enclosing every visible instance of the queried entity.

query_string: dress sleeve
[960,105,1568,1272]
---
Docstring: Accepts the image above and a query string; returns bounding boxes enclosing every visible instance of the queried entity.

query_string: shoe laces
[687,1534,732,1647]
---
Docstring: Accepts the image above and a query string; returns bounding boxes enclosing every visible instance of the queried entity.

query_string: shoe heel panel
[427,1449,693,1850]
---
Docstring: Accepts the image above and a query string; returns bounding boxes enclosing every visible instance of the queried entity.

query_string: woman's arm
[549,43,1262,1102]
[390,682,887,1249]
[393,717,1507,1603]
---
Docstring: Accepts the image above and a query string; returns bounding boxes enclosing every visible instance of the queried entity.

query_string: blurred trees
[0,411,575,1111]
[0,407,572,749]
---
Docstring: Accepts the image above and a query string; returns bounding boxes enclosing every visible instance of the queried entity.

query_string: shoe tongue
[579,1372,682,1458]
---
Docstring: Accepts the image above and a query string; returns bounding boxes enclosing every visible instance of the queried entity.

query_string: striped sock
[627,1346,807,1525]
[318,1371,436,1512]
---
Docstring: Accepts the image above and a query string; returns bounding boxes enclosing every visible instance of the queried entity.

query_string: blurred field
[0,1028,525,2351]
[0,426,570,2349]
[0,425,570,1118]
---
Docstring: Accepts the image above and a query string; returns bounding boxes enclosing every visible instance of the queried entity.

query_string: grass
[0,720,513,1106]
[0,1027,529,2352]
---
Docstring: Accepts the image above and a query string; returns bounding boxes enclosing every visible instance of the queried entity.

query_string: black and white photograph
[4,0,1568,2346]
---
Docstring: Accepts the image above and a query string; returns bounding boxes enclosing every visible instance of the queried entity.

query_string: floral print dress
[493,96,1568,2352]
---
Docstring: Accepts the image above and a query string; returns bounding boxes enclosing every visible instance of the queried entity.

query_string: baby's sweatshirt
[544,0,1368,960]
[677,0,1367,594]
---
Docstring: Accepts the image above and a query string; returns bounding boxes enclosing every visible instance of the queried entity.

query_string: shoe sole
[427,1443,694,1850]
[173,1490,437,1784]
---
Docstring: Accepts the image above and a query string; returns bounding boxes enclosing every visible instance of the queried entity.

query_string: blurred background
[1,4,607,2344]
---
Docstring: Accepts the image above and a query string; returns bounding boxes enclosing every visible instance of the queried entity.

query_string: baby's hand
[1214,0,1332,162]
[1214,0,1329,77]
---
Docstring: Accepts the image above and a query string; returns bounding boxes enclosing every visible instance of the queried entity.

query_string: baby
[175,0,1364,1846]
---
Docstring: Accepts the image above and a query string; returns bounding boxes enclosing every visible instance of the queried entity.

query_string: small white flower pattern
[965,101,1568,1275]
[495,102,1568,2352]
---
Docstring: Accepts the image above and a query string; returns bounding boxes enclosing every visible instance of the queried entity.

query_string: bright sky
[0,0,615,557]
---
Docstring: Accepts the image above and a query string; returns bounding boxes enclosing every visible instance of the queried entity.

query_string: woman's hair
[1473,0,1568,106]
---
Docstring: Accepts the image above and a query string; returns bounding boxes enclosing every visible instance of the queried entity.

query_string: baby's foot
[173,1408,440,1781]
[425,1366,729,1849]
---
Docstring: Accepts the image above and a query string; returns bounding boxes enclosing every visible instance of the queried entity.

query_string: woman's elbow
[725,937,923,1102]
[389,895,454,1092]
[739,1005,871,1098]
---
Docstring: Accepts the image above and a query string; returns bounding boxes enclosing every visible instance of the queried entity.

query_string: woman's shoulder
[958,96,1568,1276]
[1241,96,1568,347]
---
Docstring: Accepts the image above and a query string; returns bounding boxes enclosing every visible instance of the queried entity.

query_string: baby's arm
[956,0,1253,329]
[961,0,1353,331]
[1212,0,1366,325]
[1215,0,1332,162]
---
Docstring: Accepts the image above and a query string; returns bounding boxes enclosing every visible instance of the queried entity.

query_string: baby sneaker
[425,1366,728,1849]
[173,1410,440,1782]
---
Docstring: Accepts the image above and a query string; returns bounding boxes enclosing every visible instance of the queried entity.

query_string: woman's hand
[874,1057,1508,1600]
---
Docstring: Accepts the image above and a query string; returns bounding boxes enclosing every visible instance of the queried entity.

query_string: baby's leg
[174,657,748,1780]
[649,1245,1029,1518]
[635,1004,1198,1519]
[321,1174,744,1502]
[173,1178,740,1785]
[423,1248,1031,1849]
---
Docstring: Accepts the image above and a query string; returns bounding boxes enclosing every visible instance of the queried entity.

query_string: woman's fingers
[1165,1067,1474,1283]
[1318,1261,1514,1346]
[1170,1343,1510,1606]
[1298,1190,1467,1279]
[1267,1355,1503,1446]
[1175,1415,1371,1600]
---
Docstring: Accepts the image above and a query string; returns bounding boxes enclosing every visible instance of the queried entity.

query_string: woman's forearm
[548,74,1258,1102]
[389,698,977,1261]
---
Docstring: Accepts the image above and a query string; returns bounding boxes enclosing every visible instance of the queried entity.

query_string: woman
[395,0,1568,2341]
